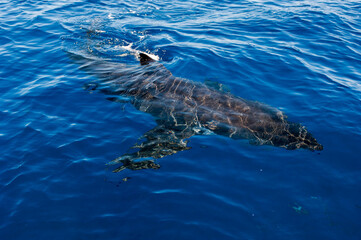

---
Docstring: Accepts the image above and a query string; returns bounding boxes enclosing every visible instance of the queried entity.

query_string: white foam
[118,43,159,61]
[120,43,133,51]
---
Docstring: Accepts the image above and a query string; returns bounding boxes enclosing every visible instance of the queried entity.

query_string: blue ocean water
[1,0,361,239]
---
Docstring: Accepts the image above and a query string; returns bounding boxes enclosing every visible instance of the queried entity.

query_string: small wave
[116,43,160,61]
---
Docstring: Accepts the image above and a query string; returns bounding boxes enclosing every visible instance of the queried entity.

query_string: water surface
[1,0,361,239]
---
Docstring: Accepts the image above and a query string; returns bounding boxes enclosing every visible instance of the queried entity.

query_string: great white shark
[73,52,323,172]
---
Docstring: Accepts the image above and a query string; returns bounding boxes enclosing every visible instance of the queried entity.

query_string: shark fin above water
[139,52,156,65]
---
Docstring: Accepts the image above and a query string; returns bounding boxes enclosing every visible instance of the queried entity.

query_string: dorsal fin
[139,53,155,65]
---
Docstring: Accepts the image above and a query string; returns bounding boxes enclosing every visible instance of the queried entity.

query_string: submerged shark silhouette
[74,52,323,172]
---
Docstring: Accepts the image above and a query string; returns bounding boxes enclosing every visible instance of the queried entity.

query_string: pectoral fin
[108,124,195,172]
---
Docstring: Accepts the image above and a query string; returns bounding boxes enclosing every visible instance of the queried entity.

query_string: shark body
[77,53,322,172]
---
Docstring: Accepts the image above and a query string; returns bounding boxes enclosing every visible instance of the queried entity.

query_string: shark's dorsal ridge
[139,53,155,65]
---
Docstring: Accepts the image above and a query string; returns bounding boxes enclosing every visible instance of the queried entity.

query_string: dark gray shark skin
[75,53,323,172]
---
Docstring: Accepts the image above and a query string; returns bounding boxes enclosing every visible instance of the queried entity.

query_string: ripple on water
[1,0,361,239]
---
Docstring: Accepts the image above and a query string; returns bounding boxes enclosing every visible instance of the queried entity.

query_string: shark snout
[312,143,323,151]
[302,132,323,151]
[286,123,323,151]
